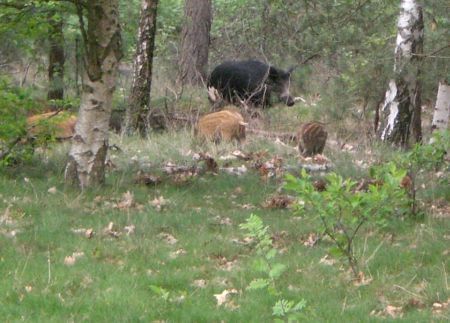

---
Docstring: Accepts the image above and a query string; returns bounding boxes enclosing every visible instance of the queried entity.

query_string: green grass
[0,129,449,322]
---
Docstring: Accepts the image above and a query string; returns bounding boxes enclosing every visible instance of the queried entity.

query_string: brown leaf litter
[195,152,219,173]
[262,194,295,209]
[64,251,85,266]
[71,227,95,239]
[191,279,207,288]
[103,222,121,238]
[134,172,162,186]
[319,255,336,266]
[301,232,320,247]
[432,298,450,314]
[214,288,239,307]
[370,305,402,319]
[353,271,373,287]
[215,216,232,226]
[150,196,168,211]
[213,255,239,272]
[116,191,135,209]
[158,232,178,245]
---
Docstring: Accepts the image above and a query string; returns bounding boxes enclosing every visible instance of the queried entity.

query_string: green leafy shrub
[285,166,410,278]
[240,214,307,321]
[0,78,33,165]
[409,131,450,171]
[392,131,450,214]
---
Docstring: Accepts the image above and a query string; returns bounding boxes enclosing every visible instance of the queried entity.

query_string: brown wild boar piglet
[196,107,247,143]
[297,122,327,156]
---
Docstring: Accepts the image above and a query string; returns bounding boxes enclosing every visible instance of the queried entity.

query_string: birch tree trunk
[179,0,212,86]
[430,81,450,141]
[65,0,122,188]
[126,0,159,135]
[378,0,424,146]
[47,11,65,102]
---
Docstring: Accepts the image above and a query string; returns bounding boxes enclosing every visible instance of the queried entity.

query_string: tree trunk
[378,0,424,147]
[126,0,159,135]
[65,0,122,188]
[430,81,450,140]
[47,11,65,102]
[179,0,212,86]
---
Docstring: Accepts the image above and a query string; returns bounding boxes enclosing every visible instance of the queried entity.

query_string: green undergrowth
[0,131,449,322]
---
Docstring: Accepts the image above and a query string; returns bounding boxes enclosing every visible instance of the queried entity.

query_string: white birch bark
[65,0,122,188]
[126,0,158,134]
[378,0,423,146]
[430,82,450,142]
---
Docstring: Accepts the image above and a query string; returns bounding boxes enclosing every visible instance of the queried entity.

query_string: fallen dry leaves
[319,255,336,266]
[256,156,284,180]
[270,230,288,249]
[134,172,162,186]
[430,198,450,219]
[196,152,219,173]
[370,297,450,318]
[230,236,254,246]
[432,298,450,314]
[370,305,403,319]
[406,298,425,309]
[169,248,187,259]
[214,288,238,307]
[313,179,327,192]
[163,161,198,175]
[192,279,207,288]
[215,216,232,226]
[384,305,403,318]
[231,150,251,160]
[71,227,94,239]
[214,255,238,272]
[47,186,57,194]
[312,154,330,165]
[302,232,319,247]
[115,191,135,210]
[239,203,255,210]
[124,224,135,236]
[353,271,373,287]
[221,165,248,176]
[103,222,121,238]
[233,186,243,195]
[171,171,197,185]
[150,196,168,211]
[64,251,85,266]
[262,194,294,209]
[0,205,23,238]
[0,205,14,226]
[158,232,178,245]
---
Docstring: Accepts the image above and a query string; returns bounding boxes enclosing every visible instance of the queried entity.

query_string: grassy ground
[1,110,449,322]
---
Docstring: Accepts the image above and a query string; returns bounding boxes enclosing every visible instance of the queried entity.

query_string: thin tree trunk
[47,11,65,103]
[65,0,122,188]
[126,0,159,135]
[430,81,450,141]
[260,0,271,56]
[75,35,81,97]
[378,0,424,146]
[179,0,212,86]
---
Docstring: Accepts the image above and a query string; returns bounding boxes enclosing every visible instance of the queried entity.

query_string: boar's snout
[281,95,295,107]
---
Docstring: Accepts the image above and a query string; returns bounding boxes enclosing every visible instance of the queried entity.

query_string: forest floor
[0,103,449,322]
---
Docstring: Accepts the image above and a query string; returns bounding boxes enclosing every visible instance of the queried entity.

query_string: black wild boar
[207,60,295,108]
